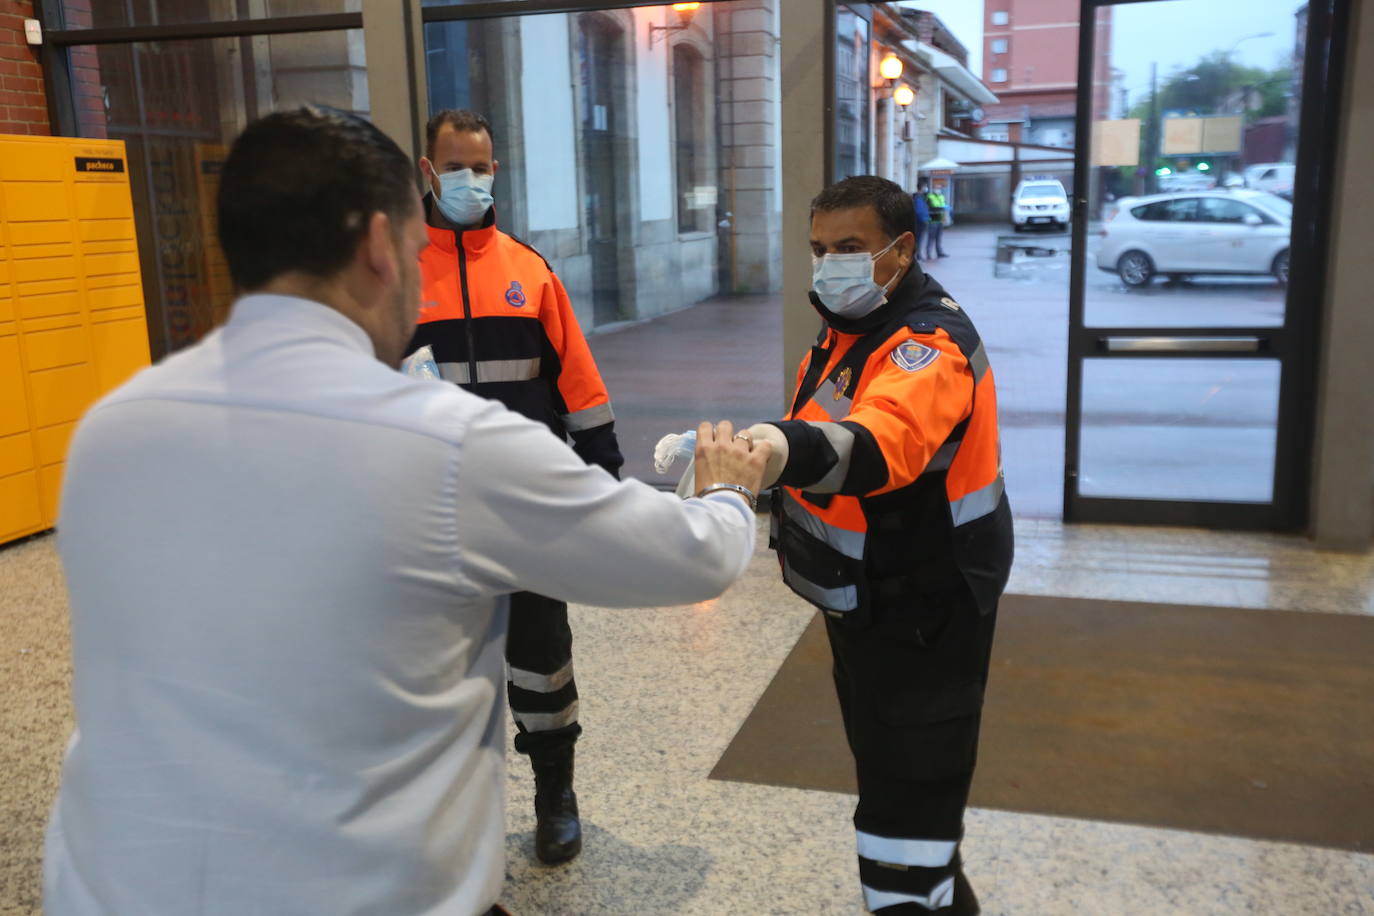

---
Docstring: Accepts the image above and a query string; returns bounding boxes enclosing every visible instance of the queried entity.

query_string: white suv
[1011,178,1070,232]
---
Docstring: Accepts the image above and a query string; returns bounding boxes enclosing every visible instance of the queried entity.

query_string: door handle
[1101,337,1264,353]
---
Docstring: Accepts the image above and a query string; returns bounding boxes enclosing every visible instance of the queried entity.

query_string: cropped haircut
[217,106,417,291]
[425,109,494,159]
[810,175,916,242]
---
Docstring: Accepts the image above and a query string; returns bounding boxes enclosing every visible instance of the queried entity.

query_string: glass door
[1064,0,1347,529]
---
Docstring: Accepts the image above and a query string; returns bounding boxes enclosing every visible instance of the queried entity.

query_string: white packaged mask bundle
[400,345,441,381]
[653,429,698,498]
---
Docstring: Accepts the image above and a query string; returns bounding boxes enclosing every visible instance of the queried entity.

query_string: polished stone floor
[7,512,1372,914]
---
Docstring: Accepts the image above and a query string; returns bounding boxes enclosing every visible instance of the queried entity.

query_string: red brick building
[0,0,51,137]
[979,0,1112,148]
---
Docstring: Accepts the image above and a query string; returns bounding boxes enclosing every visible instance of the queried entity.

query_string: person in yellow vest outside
[408,109,622,866]
[924,178,950,259]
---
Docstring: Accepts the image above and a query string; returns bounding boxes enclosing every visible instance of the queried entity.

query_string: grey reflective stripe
[782,490,865,560]
[562,401,615,431]
[477,357,541,383]
[783,565,858,611]
[437,361,471,385]
[511,700,580,733]
[435,359,542,385]
[924,440,959,474]
[950,471,1005,526]
[967,342,990,384]
[862,878,955,913]
[856,832,957,867]
[508,660,574,693]
[812,377,852,421]
[804,421,857,494]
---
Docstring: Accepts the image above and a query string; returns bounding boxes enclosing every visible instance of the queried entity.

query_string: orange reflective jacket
[408,199,622,476]
[768,270,1012,621]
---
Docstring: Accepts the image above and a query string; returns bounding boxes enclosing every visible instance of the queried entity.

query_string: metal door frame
[1064,0,1354,529]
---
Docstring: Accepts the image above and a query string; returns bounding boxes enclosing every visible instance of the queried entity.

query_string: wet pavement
[587,224,1288,517]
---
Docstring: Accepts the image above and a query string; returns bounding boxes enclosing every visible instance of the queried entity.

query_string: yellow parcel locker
[0,135,150,544]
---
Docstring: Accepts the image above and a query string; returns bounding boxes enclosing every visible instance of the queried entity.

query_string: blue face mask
[433,168,494,226]
[811,236,903,319]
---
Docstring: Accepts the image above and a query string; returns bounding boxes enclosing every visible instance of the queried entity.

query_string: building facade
[981,0,1113,149]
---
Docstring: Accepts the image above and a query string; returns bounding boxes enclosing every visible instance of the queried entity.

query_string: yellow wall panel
[3,182,70,221]
[1,136,148,545]
[10,242,75,261]
[0,431,33,477]
[0,144,70,181]
[34,422,74,467]
[86,284,142,312]
[0,335,30,435]
[74,183,134,220]
[0,470,42,540]
[80,218,136,242]
[23,325,91,372]
[28,362,97,428]
[38,462,63,527]
[9,221,75,246]
[90,318,150,394]
[13,256,77,284]
[15,278,78,299]
[17,290,79,320]
[83,251,141,277]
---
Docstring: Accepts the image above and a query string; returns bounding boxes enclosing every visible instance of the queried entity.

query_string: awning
[903,41,999,106]
[919,157,962,171]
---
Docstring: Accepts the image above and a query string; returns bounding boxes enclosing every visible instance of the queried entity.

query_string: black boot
[531,744,581,864]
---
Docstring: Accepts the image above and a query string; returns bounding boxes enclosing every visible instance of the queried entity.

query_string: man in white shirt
[43,105,768,916]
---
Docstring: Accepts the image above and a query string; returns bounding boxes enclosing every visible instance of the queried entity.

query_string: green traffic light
[1155,167,1172,176]
[1197,162,1211,172]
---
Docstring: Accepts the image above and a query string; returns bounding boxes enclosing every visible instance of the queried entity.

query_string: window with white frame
[991,11,1009,25]
[991,68,1008,83]
[991,38,1008,54]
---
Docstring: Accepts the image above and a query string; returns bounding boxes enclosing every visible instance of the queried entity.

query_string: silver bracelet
[697,483,757,511]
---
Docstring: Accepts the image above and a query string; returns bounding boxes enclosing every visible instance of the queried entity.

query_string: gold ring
[733,431,753,445]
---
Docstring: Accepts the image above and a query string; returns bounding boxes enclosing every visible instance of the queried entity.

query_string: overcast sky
[896,0,1302,96]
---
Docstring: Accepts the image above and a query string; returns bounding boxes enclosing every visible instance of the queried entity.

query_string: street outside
[589,224,1287,519]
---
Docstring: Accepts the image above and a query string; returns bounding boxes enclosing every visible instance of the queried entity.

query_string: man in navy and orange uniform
[743,176,1012,914]
[407,109,622,865]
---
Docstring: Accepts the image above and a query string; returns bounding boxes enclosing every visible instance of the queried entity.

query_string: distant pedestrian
[925,179,950,258]
[912,180,931,260]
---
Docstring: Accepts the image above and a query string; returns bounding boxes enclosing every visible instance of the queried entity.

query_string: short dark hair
[425,109,494,159]
[217,106,417,291]
[811,175,915,241]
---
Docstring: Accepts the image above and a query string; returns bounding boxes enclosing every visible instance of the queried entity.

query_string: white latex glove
[745,423,789,489]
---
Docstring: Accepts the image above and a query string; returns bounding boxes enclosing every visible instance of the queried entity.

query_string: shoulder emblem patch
[505,280,527,308]
[939,296,961,310]
[891,339,941,373]
[834,367,853,400]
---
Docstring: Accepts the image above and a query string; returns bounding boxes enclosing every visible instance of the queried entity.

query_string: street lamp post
[1225,32,1275,113]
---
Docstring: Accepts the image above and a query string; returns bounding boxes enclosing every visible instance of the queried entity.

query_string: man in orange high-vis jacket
[742,176,1012,914]
[407,109,623,866]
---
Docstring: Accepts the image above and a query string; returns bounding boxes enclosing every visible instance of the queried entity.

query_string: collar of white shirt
[227,292,376,357]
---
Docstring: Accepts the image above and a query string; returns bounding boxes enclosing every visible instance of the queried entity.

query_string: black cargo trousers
[506,591,581,755]
[823,584,999,912]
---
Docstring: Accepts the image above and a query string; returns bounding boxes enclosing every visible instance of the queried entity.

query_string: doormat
[710,595,1374,852]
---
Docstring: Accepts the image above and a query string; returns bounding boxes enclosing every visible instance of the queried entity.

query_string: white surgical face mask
[811,236,902,319]
[434,168,494,226]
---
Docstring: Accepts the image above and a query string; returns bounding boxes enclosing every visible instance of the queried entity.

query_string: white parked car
[1243,162,1295,199]
[1097,190,1292,288]
[1011,178,1070,232]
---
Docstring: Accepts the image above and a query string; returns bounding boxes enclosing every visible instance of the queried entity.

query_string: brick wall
[0,0,48,135]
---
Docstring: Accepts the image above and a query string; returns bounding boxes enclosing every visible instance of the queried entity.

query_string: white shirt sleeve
[453,402,756,607]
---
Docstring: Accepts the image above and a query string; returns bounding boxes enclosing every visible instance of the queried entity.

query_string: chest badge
[891,339,941,373]
[505,281,527,308]
[834,367,853,400]
[939,296,961,310]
